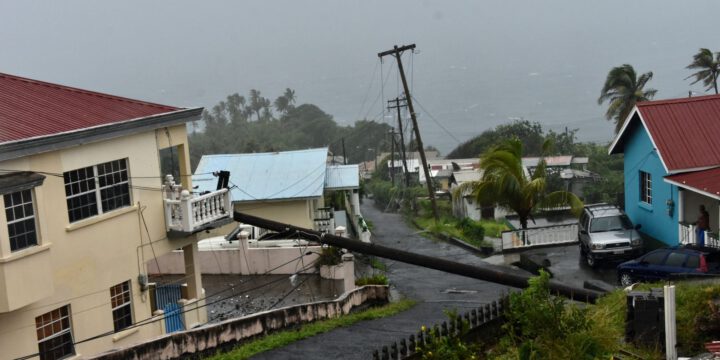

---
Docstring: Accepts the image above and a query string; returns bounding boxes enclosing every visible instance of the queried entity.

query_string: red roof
[630,94,720,172]
[0,72,179,144]
[665,167,720,199]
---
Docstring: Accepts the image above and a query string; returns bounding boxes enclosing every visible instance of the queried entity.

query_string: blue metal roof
[193,148,328,202]
[325,164,359,190]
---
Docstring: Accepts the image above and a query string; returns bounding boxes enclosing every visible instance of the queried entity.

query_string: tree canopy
[686,48,720,95]
[598,64,657,133]
[188,89,393,169]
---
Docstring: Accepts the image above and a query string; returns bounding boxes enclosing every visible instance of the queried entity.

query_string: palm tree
[274,95,290,114]
[453,138,583,230]
[283,88,296,107]
[686,48,720,95]
[598,64,657,133]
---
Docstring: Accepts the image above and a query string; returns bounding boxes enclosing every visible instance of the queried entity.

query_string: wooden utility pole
[388,97,410,187]
[390,128,395,185]
[341,137,347,165]
[379,44,439,221]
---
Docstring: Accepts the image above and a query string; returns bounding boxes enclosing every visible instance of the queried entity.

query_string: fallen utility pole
[379,44,439,222]
[388,97,410,187]
[234,212,603,303]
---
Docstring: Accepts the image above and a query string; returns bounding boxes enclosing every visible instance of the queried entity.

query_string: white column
[664,285,677,360]
[351,190,360,216]
[183,241,202,299]
[342,253,355,293]
[678,189,684,244]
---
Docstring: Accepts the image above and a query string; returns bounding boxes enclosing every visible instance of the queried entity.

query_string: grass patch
[356,274,389,286]
[369,257,388,272]
[207,299,417,360]
[478,219,509,238]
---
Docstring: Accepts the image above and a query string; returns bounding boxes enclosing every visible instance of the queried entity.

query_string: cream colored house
[192,148,362,236]
[0,73,229,359]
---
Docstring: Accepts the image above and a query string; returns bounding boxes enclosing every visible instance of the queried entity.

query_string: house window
[35,305,74,360]
[640,171,652,204]
[4,189,38,252]
[110,281,133,332]
[63,159,130,223]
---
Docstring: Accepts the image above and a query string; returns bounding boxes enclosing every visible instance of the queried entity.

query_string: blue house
[609,94,720,247]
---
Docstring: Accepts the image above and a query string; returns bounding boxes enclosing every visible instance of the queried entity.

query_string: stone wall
[89,285,389,360]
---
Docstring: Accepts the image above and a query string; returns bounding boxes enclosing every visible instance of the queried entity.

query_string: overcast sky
[2,0,718,154]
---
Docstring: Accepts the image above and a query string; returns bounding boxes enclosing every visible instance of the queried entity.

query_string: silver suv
[578,204,643,267]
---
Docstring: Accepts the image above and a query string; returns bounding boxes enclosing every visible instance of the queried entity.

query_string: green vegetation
[355,274,389,286]
[207,299,417,360]
[369,257,388,272]
[188,89,392,169]
[416,310,482,360]
[454,138,583,230]
[598,64,658,133]
[415,271,720,359]
[315,246,343,267]
[414,200,504,249]
[686,48,720,94]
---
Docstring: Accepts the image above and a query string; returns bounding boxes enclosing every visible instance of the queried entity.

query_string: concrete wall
[622,120,678,245]
[89,285,390,360]
[147,243,322,275]
[0,124,203,359]
[235,199,316,229]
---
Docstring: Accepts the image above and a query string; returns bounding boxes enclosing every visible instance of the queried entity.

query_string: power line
[410,94,463,145]
[14,255,318,360]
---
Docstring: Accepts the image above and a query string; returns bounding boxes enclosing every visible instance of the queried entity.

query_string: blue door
[163,302,184,333]
[155,284,184,333]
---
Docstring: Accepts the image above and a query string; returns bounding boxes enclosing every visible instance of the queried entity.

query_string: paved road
[252,201,512,360]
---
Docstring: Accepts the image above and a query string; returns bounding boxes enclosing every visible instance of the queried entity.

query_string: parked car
[617,246,720,286]
[578,204,643,267]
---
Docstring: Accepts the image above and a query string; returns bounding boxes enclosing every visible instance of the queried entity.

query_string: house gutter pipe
[233,212,603,303]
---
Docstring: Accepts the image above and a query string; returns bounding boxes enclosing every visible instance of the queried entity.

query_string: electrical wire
[13,256,317,360]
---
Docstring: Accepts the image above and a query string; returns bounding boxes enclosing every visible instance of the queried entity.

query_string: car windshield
[590,215,633,233]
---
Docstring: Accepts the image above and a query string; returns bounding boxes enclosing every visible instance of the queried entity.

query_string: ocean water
[2,0,717,155]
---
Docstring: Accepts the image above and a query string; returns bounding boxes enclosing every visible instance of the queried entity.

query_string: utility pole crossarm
[377,44,416,58]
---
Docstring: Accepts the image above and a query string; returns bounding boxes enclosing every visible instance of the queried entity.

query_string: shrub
[458,217,485,241]
[355,274,388,286]
[416,310,482,360]
[316,246,343,267]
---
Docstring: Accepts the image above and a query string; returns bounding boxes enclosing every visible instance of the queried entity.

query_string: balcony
[163,176,233,236]
[679,222,720,249]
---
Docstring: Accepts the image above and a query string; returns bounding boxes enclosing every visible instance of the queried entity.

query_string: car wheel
[586,253,596,268]
[619,272,634,287]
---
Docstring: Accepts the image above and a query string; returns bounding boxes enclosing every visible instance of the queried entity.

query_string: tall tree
[598,64,657,133]
[453,138,582,230]
[284,88,296,107]
[686,48,720,95]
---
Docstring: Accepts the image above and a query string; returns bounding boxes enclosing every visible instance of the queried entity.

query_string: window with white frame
[640,171,652,204]
[63,159,130,223]
[4,189,38,252]
[35,305,74,360]
[110,280,133,332]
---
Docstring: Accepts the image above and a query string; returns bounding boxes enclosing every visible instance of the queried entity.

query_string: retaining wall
[89,285,388,360]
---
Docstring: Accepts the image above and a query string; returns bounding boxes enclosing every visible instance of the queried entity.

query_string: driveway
[251,201,511,360]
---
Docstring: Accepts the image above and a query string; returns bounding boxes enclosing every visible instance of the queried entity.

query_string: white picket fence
[501,223,578,251]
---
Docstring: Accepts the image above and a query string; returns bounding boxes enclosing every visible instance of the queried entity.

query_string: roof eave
[664,177,720,200]
[0,107,203,162]
[608,106,639,155]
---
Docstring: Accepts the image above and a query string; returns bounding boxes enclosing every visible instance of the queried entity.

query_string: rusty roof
[610,94,720,172]
[0,72,179,144]
[665,167,720,199]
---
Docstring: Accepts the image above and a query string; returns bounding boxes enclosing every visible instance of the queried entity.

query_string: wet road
[252,201,511,360]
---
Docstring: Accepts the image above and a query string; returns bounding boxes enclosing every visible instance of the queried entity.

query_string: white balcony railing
[679,222,720,249]
[163,175,232,233]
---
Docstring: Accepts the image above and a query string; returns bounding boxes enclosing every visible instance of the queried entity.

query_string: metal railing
[679,222,720,249]
[501,223,578,252]
[163,175,232,233]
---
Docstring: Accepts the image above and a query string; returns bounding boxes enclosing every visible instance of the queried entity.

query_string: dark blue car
[616,247,720,286]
